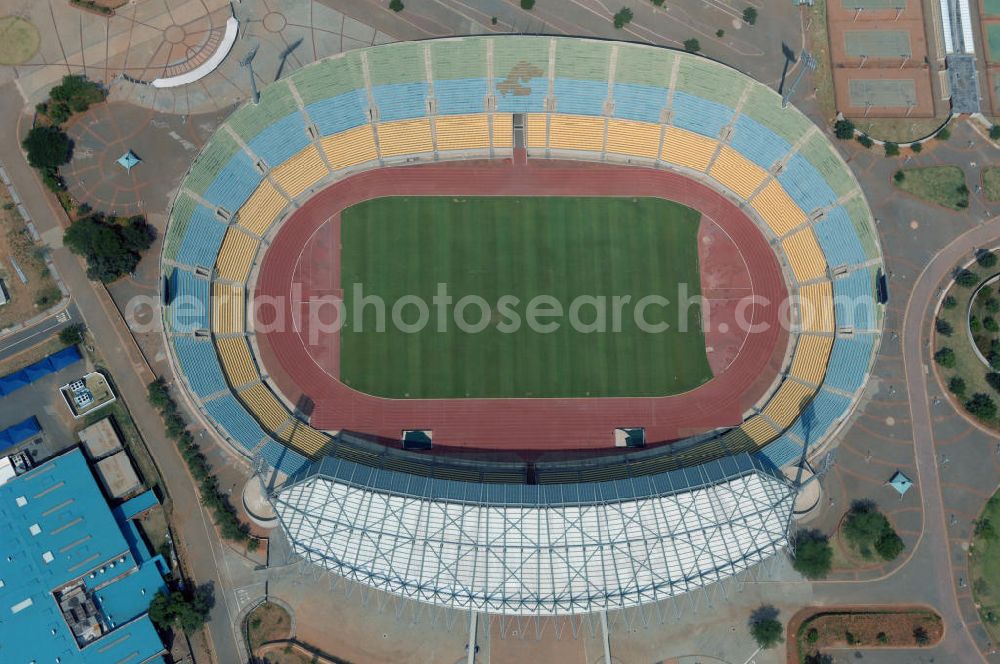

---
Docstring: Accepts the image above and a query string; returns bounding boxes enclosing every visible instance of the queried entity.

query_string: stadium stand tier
[163,35,883,615]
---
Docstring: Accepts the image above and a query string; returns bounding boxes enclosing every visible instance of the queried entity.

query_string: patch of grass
[853,117,949,144]
[984,168,1000,201]
[970,491,1000,646]
[805,0,835,122]
[340,196,711,399]
[0,16,39,65]
[894,166,969,210]
[247,602,292,651]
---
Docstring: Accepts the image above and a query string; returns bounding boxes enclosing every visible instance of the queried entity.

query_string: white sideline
[151,17,239,89]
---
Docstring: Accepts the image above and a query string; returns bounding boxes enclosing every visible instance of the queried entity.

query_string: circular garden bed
[789,607,942,663]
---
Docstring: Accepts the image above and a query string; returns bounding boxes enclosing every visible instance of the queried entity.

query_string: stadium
[160,36,883,616]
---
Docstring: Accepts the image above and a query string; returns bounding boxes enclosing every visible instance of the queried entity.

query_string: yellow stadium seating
[435,114,490,151]
[718,427,757,454]
[750,180,807,237]
[798,281,835,333]
[606,119,660,159]
[320,125,378,170]
[762,379,816,430]
[788,334,833,386]
[212,283,244,334]
[215,227,259,283]
[740,416,778,446]
[526,113,547,148]
[237,180,287,236]
[239,382,289,431]
[271,145,328,198]
[377,118,433,157]
[492,113,513,148]
[548,115,605,152]
[709,146,768,198]
[280,420,331,456]
[216,336,258,388]
[660,127,717,172]
[781,228,827,282]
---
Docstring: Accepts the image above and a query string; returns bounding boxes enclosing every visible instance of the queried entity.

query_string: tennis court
[844,30,912,58]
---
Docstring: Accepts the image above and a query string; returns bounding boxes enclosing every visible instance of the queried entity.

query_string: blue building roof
[0,448,167,663]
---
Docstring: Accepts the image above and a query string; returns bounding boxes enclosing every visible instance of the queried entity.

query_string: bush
[834,119,855,140]
[884,141,900,156]
[936,318,953,336]
[520,0,534,8]
[877,631,889,644]
[651,0,665,5]
[949,376,966,396]
[58,323,85,345]
[22,125,71,170]
[972,316,982,332]
[975,516,997,540]
[911,141,922,153]
[991,125,1000,141]
[987,317,999,333]
[742,6,758,24]
[934,347,956,368]
[389,0,403,10]
[683,38,700,52]
[806,628,819,644]
[988,298,1000,314]
[791,529,833,579]
[913,626,930,645]
[955,268,979,288]
[857,134,874,148]
[894,170,905,183]
[943,294,957,309]
[748,605,783,649]
[977,250,998,269]
[936,127,951,141]
[716,28,724,37]
[966,392,998,421]
[613,7,633,28]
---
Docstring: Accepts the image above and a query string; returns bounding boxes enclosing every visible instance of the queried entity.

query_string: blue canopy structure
[888,470,913,496]
[116,150,141,172]
[0,416,41,452]
[0,346,81,397]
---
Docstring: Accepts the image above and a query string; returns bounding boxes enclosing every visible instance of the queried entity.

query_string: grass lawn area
[894,166,968,210]
[340,196,711,399]
[971,491,1000,645]
[984,168,1000,201]
[0,16,39,65]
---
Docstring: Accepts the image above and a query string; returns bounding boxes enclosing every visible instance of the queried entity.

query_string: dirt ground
[0,187,59,331]
[248,602,293,652]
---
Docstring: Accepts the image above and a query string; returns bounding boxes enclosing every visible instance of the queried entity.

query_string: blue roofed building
[0,447,169,663]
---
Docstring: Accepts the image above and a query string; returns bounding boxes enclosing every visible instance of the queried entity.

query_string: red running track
[253,160,789,451]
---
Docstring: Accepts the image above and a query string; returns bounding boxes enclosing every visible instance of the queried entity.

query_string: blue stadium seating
[755,434,803,468]
[814,206,866,268]
[833,270,876,330]
[553,78,607,116]
[167,269,209,333]
[248,112,311,167]
[776,154,838,214]
[307,90,369,136]
[373,82,429,122]
[176,206,227,269]
[259,439,311,475]
[204,394,268,452]
[612,83,666,123]
[495,79,547,113]
[434,78,488,115]
[202,151,264,213]
[730,115,791,170]
[173,337,227,398]
[787,388,850,445]
[824,334,875,394]
[670,90,732,138]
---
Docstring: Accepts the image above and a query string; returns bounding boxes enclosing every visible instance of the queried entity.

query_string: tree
[63,214,153,282]
[991,125,1000,141]
[987,317,999,333]
[613,7,633,28]
[843,500,904,560]
[651,0,665,5]
[791,529,833,579]
[935,318,953,336]
[966,392,997,421]
[913,626,930,645]
[934,347,956,368]
[149,587,212,634]
[742,6,758,24]
[884,141,899,157]
[58,323,85,346]
[977,249,998,269]
[748,605,783,649]
[857,134,873,148]
[389,0,404,11]
[683,38,700,52]
[949,376,966,396]
[833,119,855,140]
[943,294,958,309]
[936,127,951,141]
[975,516,997,540]
[520,0,535,8]
[955,268,979,288]
[49,74,104,113]
[911,141,922,153]
[22,125,71,170]
[716,28,725,37]
[874,530,904,560]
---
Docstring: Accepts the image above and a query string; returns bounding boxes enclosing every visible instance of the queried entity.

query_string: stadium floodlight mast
[241,43,260,105]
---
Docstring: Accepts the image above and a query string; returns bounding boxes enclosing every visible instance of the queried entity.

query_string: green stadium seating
[430,39,487,79]
[367,41,427,86]
[226,81,299,142]
[185,132,241,196]
[675,57,746,107]
[291,51,366,106]
[740,84,813,145]
[614,44,674,87]
[799,132,857,198]
[555,39,611,80]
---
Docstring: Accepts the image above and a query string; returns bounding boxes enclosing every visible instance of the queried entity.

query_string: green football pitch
[339,196,711,399]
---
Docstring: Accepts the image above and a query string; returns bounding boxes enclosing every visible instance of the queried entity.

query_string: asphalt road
[0,301,79,362]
